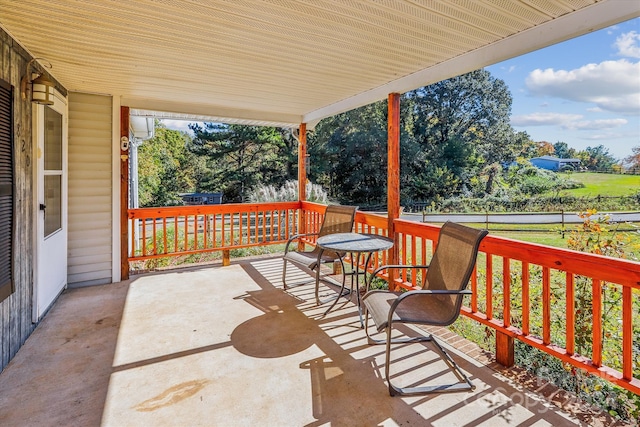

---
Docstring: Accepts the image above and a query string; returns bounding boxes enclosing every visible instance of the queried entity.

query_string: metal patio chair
[362,221,488,396]
[282,205,357,302]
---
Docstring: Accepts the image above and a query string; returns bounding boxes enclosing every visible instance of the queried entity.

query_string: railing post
[387,93,401,288]
[298,123,307,252]
[222,249,230,266]
[495,331,514,367]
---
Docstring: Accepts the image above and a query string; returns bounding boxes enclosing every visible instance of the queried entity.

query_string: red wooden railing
[128,202,300,261]
[393,219,640,395]
[128,202,639,394]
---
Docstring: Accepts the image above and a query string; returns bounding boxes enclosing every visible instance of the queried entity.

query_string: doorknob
[39,203,46,211]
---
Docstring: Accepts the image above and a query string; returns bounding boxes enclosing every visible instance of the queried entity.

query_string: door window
[44,107,62,237]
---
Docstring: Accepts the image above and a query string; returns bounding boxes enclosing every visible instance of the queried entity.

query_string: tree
[536,141,555,157]
[309,100,390,205]
[137,123,203,207]
[189,123,296,202]
[578,145,618,171]
[624,146,640,172]
[403,69,515,199]
[553,141,577,159]
[311,69,522,205]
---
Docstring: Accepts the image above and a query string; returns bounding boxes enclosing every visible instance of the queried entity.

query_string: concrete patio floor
[0,256,596,426]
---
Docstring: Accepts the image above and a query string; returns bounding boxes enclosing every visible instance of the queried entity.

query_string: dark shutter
[0,78,14,302]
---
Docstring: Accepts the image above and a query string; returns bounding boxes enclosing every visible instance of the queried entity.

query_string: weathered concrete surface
[0,257,584,426]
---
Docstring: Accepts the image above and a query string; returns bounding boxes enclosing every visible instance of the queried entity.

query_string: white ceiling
[1,0,638,128]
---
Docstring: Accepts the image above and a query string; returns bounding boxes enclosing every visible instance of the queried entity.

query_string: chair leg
[380,327,475,396]
[282,259,289,290]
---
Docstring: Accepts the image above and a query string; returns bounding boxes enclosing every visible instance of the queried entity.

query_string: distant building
[530,156,581,171]
[180,192,223,205]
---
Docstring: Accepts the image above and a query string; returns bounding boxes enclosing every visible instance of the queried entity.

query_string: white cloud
[615,31,640,58]
[513,113,631,132]
[525,60,640,114]
[511,112,582,127]
[586,107,603,113]
[581,132,626,140]
[562,118,628,130]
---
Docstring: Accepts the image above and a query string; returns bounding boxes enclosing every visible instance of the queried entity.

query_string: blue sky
[487,17,640,160]
[163,17,640,161]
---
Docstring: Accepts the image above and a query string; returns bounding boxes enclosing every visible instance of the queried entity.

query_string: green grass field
[559,172,640,197]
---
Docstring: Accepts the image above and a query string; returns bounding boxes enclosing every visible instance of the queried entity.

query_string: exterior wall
[68,92,113,287]
[0,28,65,371]
[530,158,559,171]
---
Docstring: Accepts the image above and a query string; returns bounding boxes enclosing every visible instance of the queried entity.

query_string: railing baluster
[229,212,236,246]
[203,214,208,249]
[174,217,178,253]
[152,216,157,255]
[566,272,575,355]
[141,218,147,257]
[184,215,188,251]
[421,236,427,285]
[486,254,493,319]
[194,214,199,251]
[163,217,167,254]
[471,265,478,312]
[285,209,290,239]
[254,210,259,244]
[622,286,632,380]
[401,233,408,283]
[503,257,510,327]
[225,213,229,246]
[410,235,417,286]
[592,278,602,367]
[270,210,275,242]
[213,214,217,248]
[522,261,530,336]
[542,266,551,345]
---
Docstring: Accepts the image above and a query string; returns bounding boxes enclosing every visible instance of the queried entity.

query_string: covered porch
[0,1,639,425]
[0,257,594,426]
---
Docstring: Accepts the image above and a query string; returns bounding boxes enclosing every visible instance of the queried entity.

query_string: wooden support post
[387,93,401,288]
[496,331,515,367]
[120,106,130,281]
[297,123,307,252]
[222,249,230,266]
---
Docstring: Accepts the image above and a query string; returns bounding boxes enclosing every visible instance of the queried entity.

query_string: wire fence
[360,194,640,214]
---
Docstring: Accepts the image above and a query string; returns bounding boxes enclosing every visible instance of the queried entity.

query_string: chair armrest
[284,232,319,254]
[362,288,471,301]
[369,264,430,279]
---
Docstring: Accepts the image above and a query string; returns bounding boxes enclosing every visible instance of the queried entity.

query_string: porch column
[298,123,307,202]
[387,93,400,287]
[120,106,130,281]
[297,123,307,250]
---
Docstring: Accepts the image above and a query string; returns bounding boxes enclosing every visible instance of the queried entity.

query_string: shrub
[248,180,330,203]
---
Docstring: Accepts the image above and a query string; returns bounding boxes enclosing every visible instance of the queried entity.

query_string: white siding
[68,93,113,287]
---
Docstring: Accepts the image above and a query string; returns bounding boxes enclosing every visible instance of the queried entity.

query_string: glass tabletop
[316,232,393,253]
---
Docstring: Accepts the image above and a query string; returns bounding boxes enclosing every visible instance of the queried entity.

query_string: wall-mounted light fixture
[20,58,54,105]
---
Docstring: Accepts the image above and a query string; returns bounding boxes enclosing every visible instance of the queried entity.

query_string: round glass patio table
[316,232,393,325]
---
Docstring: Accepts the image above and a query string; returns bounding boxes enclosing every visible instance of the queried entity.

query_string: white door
[34,93,67,321]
